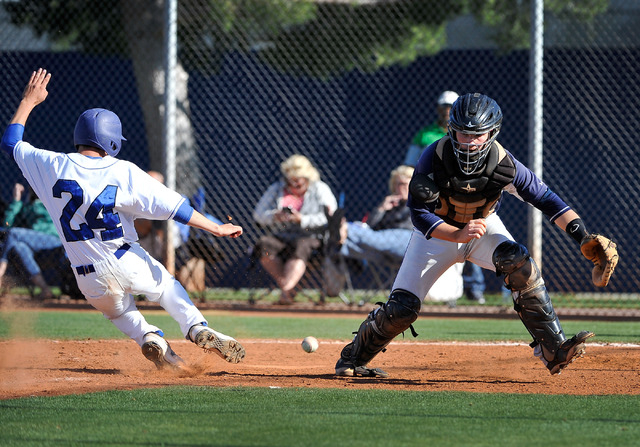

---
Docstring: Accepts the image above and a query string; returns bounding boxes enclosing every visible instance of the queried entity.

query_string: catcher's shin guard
[335,289,421,377]
[493,242,572,368]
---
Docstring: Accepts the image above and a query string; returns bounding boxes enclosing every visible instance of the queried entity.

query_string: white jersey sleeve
[12,141,187,266]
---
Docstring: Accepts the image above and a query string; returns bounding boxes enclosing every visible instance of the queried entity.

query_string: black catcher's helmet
[448,93,503,174]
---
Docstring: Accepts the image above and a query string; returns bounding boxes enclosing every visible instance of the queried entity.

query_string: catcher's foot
[189,324,245,364]
[335,358,389,378]
[546,331,595,375]
[142,332,184,370]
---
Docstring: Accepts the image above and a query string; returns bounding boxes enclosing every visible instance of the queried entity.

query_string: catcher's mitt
[580,234,619,287]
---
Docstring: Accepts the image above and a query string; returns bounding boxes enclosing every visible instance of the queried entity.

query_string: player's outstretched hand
[11,68,52,126]
[22,68,51,107]
[216,223,243,238]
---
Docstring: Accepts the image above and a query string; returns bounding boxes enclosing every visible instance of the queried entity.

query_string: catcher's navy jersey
[409,139,570,238]
[6,130,190,266]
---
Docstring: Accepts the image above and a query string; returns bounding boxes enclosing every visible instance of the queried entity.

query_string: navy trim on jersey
[1,123,24,158]
[408,141,571,238]
[173,200,194,225]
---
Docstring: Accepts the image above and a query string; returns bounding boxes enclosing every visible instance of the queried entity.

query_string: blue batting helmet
[74,108,126,157]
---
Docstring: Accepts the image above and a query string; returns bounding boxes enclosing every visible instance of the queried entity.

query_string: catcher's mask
[448,93,502,175]
[74,108,126,157]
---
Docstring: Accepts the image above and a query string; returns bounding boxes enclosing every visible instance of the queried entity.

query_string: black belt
[75,243,131,276]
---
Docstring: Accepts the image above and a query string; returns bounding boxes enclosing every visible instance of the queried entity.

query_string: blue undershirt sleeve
[1,124,24,158]
[172,200,194,224]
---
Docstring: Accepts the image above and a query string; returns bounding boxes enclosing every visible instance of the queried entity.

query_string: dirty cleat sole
[548,331,595,375]
[142,341,167,369]
[194,329,246,363]
[142,336,184,370]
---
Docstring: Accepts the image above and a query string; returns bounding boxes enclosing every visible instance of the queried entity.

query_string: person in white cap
[404,90,459,167]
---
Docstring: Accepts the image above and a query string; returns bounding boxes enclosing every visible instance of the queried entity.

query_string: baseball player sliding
[335,93,619,378]
[1,68,245,369]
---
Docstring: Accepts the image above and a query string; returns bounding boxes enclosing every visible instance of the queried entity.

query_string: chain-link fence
[0,0,637,307]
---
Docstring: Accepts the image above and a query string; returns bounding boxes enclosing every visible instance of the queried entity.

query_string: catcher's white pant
[73,242,206,346]
[393,213,514,301]
[425,262,464,302]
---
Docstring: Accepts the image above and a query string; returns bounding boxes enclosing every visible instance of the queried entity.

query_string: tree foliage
[5,0,611,77]
[467,0,610,52]
[5,0,127,54]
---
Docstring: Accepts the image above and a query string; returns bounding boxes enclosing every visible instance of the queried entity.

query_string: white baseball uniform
[9,138,207,346]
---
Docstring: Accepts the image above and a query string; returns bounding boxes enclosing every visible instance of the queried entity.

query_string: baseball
[301,336,319,353]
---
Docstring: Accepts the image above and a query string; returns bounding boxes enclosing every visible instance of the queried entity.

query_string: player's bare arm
[187,210,243,238]
[11,68,51,126]
[431,218,487,243]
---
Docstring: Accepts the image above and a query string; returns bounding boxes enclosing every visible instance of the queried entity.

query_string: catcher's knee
[492,241,543,294]
[380,289,421,336]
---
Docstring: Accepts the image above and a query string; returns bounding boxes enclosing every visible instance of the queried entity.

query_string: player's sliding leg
[144,256,246,364]
[187,323,245,363]
[335,289,421,377]
[493,241,594,374]
[92,292,184,369]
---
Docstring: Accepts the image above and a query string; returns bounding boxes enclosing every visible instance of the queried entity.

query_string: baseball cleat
[547,330,595,375]
[189,324,245,363]
[335,358,389,378]
[141,332,184,370]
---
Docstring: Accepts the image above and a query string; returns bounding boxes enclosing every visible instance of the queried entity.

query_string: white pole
[528,0,544,268]
[163,0,178,274]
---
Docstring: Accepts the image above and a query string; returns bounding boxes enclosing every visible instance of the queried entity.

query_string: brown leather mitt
[580,234,619,287]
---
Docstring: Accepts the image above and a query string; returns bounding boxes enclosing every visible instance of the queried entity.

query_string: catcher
[335,93,618,377]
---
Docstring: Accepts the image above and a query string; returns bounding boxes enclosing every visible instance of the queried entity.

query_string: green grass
[1,309,639,447]
[1,309,639,343]
[1,387,638,447]
[188,288,640,310]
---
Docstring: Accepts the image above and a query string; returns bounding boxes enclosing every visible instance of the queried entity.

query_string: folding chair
[339,254,401,306]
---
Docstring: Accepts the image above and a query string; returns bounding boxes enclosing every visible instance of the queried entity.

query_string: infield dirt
[1,309,639,400]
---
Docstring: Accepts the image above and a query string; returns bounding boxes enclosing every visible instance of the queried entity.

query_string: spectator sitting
[0,183,62,299]
[325,165,463,304]
[252,154,337,305]
[331,165,415,265]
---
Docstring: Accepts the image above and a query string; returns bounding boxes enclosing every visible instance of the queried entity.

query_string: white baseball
[301,336,319,353]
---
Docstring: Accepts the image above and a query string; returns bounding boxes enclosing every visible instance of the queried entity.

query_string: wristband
[565,218,588,244]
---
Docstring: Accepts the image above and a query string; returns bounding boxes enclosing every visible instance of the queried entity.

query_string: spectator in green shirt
[0,183,62,299]
[403,90,459,167]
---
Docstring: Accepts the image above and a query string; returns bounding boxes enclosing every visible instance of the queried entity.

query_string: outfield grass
[0,309,638,343]
[1,387,638,447]
[1,309,639,447]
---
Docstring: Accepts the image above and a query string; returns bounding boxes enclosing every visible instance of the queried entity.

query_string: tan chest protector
[432,138,516,228]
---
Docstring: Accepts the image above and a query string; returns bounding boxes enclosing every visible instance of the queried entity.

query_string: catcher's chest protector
[433,139,516,228]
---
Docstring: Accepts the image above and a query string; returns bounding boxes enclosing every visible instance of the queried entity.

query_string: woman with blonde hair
[252,155,337,304]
